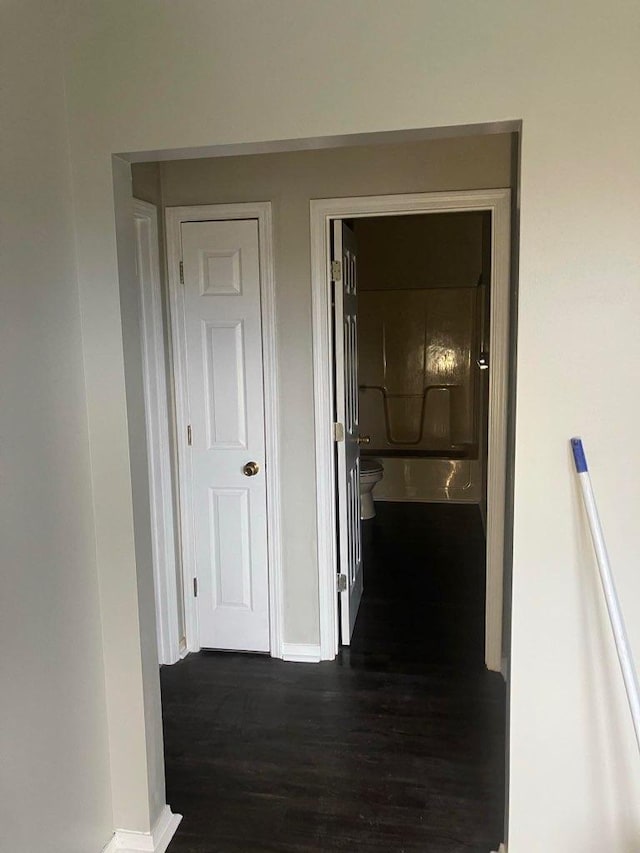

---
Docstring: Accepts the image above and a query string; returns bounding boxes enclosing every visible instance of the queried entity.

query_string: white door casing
[133,199,181,665]
[166,203,283,657]
[333,221,363,643]
[311,190,511,668]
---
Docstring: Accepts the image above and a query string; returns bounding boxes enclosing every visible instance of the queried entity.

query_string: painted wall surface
[62,1,640,848]
[141,136,511,645]
[354,213,484,290]
[0,3,112,851]
[113,159,167,828]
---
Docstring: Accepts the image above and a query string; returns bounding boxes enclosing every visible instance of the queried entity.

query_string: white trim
[133,199,181,666]
[256,204,285,659]
[102,806,181,853]
[165,202,284,658]
[281,643,322,663]
[311,210,338,660]
[310,190,511,668]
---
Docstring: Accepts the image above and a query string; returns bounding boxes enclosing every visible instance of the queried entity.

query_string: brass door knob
[357,435,371,445]
[243,461,260,477]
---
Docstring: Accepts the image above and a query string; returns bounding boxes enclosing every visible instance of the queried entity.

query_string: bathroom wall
[355,214,487,503]
[354,212,485,290]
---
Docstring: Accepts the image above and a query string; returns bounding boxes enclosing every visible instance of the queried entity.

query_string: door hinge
[187,424,192,446]
[331,259,342,282]
[193,577,198,597]
[337,573,347,592]
[333,422,344,442]
[179,260,184,284]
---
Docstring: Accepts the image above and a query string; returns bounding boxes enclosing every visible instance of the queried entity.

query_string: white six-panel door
[333,221,363,643]
[181,218,270,652]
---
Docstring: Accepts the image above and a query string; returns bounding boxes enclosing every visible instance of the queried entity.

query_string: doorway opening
[333,209,498,668]
[320,196,510,850]
[128,135,516,853]
[312,190,510,674]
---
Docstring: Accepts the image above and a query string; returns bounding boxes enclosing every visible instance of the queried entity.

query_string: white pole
[571,437,640,754]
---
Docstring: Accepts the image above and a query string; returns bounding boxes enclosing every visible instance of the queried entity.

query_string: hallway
[162,503,506,852]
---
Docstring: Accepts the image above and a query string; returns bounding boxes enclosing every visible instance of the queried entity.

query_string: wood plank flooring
[162,503,506,852]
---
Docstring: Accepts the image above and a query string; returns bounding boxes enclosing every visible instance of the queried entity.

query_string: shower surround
[358,286,485,503]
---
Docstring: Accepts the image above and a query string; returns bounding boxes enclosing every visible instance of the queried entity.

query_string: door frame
[165,202,284,658]
[310,189,511,670]
[134,198,182,665]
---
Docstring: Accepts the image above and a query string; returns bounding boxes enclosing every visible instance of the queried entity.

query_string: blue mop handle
[570,437,588,474]
[571,436,640,754]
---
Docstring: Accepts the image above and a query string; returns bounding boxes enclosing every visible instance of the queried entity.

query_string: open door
[333,220,363,644]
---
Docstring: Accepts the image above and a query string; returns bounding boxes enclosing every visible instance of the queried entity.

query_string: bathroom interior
[345,209,492,667]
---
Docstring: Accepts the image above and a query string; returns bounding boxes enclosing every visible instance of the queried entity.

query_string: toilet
[359,458,384,520]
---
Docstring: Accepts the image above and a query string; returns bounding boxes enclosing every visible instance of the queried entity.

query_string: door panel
[333,221,363,643]
[181,218,270,652]
[203,320,247,447]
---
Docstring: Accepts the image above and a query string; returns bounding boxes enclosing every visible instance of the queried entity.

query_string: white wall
[62,1,640,849]
[0,2,112,851]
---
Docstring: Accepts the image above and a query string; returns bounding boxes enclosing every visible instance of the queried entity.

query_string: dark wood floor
[162,503,506,853]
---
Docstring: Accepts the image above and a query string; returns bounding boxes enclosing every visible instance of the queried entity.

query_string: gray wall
[137,134,513,645]
[0,2,112,850]
[354,212,484,290]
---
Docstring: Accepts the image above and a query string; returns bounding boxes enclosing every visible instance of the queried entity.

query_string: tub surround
[371,456,481,503]
[355,213,488,505]
[358,287,480,453]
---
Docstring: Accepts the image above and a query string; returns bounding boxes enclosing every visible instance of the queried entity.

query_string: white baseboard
[491,844,507,853]
[102,805,182,853]
[281,642,322,663]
